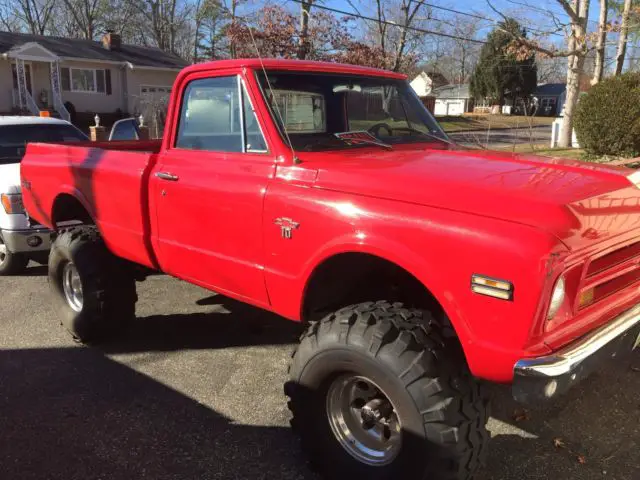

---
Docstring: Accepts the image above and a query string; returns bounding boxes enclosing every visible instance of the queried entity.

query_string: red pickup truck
[21,59,640,480]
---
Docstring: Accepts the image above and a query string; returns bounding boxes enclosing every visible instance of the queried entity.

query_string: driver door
[153,70,274,306]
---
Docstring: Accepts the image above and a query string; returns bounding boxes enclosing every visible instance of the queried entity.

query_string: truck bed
[20,141,161,268]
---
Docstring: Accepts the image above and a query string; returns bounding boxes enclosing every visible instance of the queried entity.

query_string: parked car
[20,60,640,480]
[0,116,88,275]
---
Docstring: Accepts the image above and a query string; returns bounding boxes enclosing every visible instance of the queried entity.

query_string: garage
[435,99,465,116]
[432,84,473,117]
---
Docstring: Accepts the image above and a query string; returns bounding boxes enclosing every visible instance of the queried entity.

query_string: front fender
[264,184,560,382]
[296,231,475,347]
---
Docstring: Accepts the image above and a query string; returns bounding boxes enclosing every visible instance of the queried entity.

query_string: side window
[242,85,267,152]
[109,119,139,141]
[177,76,242,152]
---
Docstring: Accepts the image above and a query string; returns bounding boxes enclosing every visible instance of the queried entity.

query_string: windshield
[0,123,88,165]
[256,71,447,152]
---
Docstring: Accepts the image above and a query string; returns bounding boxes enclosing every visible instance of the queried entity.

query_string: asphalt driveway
[448,126,553,149]
[1,265,638,479]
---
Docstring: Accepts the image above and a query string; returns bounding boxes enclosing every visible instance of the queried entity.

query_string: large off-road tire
[48,226,137,343]
[286,301,489,480]
[0,234,28,275]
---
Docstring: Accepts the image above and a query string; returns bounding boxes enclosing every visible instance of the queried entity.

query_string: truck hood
[0,163,21,194]
[308,147,640,251]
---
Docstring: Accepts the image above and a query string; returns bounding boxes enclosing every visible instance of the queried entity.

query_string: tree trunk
[229,0,237,59]
[558,0,589,148]
[560,54,585,147]
[592,0,608,85]
[298,0,313,60]
[615,0,633,75]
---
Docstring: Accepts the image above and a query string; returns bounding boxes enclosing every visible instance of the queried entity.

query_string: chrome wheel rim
[62,262,83,312]
[326,374,402,465]
[0,237,6,265]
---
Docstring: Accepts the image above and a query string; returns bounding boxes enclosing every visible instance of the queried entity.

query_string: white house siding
[59,60,126,114]
[126,69,180,114]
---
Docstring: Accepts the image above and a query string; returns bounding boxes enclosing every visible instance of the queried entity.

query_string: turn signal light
[578,288,595,308]
[471,275,514,300]
[1,193,25,214]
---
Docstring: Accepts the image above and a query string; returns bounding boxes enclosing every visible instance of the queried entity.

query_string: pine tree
[470,19,537,106]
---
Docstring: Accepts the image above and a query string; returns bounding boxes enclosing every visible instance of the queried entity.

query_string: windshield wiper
[395,127,458,147]
[334,131,393,150]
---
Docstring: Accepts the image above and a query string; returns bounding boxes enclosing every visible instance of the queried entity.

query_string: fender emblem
[275,217,299,239]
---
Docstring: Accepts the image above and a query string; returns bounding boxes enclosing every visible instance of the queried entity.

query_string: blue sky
[318,0,603,39]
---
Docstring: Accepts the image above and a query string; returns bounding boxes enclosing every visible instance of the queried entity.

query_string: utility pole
[298,0,314,60]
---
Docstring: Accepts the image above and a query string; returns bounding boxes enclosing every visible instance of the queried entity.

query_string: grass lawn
[493,143,586,160]
[438,114,555,132]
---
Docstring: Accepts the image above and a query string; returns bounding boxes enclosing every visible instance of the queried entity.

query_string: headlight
[547,275,566,320]
[1,193,25,215]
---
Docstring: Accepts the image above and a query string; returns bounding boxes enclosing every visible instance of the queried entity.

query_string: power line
[423,1,564,38]
[422,2,491,22]
[285,0,487,44]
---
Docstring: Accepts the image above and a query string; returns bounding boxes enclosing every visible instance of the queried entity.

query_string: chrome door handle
[155,172,179,181]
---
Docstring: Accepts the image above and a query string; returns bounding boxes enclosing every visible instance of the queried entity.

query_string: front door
[153,71,274,306]
[12,63,33,94]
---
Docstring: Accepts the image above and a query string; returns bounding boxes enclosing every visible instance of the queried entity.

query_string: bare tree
[391,0,432,72]
[0,4,21,31]
[615,0,633,75]
[592,0,609,84]
[488,0,591,148]
[352,0,431,72]
[134,0,192,54]
[57,0,107,40]
[537,57,568,83]
[13,0,55,35]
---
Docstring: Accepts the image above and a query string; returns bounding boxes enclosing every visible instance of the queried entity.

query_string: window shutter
[105,69,112,95]
[61,68,70,91]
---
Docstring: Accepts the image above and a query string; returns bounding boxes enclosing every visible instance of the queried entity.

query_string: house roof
[534,83,566,97]
[432,84,471,99]
[424,71,448,87]
[0,31,188,70]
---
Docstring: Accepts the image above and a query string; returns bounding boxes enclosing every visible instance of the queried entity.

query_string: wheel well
[302,253,447,326]
[51,194,94,226]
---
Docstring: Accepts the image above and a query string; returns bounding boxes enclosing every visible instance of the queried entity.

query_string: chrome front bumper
[513,304,640,403]
[0,227,52,254]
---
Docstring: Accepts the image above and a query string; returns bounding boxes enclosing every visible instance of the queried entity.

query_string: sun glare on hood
[627,171,640,188]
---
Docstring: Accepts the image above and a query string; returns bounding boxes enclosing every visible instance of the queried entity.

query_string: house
[0,30,188,125]
[532,83,566,116]
[409,70,448,97]
[432,84,473,116]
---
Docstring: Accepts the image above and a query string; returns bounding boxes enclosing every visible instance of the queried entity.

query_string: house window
[61,67,111,94]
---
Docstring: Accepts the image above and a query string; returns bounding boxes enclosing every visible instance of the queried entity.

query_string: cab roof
[182,58,407,80]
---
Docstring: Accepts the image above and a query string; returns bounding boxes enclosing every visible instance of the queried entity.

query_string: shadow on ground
[0,346,315,480]
[16,264,48,277]
[101,295,303,354]
[1,289,637,480]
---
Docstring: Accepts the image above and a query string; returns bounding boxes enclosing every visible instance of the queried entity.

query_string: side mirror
[109,118,140,141]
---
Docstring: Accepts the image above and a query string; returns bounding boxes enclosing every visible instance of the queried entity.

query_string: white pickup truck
[0,116,87,274]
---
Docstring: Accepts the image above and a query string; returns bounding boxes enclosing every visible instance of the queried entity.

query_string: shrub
[574,72,640,158]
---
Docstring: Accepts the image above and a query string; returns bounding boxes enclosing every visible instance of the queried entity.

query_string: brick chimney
[102,29,121,51]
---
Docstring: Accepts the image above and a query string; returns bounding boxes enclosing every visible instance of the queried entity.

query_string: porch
[5,42,70,121]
